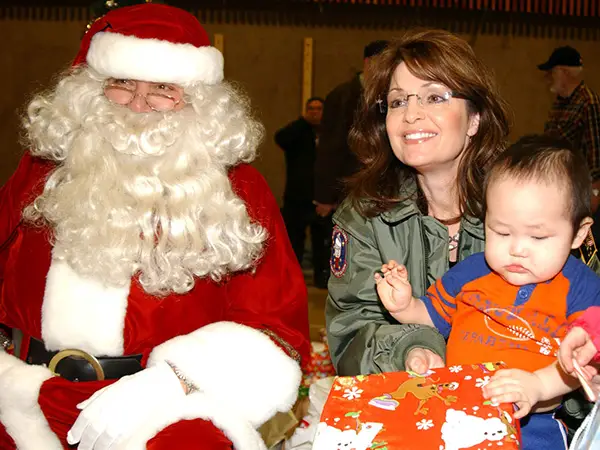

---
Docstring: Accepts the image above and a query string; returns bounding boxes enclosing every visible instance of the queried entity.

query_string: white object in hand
[573,358,597,403]
[67,361,186,450]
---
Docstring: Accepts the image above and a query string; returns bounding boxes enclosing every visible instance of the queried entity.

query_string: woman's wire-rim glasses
[376,90,467,115]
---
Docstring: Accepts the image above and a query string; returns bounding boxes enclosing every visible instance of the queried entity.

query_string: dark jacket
[275,117,318,206]
[314,73,363,205]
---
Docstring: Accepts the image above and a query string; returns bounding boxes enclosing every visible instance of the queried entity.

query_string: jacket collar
[380,180,485,240]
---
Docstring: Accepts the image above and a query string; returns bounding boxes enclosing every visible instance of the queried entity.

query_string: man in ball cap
[0,3,309,449]
[538,46,600,213]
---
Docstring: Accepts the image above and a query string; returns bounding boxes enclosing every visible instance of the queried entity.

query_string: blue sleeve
[421,252,492,338]
[564,256,600,319]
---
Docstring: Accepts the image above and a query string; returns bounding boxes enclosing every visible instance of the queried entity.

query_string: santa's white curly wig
[23,66,267,295]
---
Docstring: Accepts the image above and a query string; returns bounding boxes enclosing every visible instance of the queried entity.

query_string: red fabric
[40,377,114,448]
[0,426,14,450]
[73,4,212,68]
[147,419,233,449]
[0,155,310,448]
[0,153,52,289]
[570,305,600,363]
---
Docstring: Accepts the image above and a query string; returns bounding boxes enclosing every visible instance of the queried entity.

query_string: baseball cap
[537,46,583,71]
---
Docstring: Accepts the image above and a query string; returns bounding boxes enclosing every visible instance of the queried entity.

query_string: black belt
[27,337,143,382]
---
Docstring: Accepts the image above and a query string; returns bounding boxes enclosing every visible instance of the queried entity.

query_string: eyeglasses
[103,79,184,112]
[377,89,466,115]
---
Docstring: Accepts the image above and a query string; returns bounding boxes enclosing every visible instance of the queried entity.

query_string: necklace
[435,215,462,226]
[449,232,460,251]
[431,214,462,250]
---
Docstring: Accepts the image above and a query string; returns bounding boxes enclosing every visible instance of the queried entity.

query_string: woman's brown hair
[348,29,511,219]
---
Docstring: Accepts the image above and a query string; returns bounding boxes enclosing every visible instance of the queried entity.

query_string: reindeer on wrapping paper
[368,376,459,415]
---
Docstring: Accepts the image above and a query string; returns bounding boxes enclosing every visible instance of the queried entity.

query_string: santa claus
[0,3,309,449]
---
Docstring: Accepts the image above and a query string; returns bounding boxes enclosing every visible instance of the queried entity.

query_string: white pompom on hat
[73,3,223,85]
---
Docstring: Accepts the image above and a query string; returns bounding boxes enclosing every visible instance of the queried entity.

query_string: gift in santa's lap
[313,362,520,450]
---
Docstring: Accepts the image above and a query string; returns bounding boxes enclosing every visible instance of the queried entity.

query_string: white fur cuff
[147,322,302,428]
[0,351,61,449]
[0,350,23,378]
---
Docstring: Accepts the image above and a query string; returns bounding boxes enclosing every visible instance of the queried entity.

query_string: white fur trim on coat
[146,321,301,441]
[42,255,129,356]
[87,32,224,85]
[0,351,61,450]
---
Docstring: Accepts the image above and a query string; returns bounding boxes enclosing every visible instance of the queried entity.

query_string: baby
[375,134,600,450]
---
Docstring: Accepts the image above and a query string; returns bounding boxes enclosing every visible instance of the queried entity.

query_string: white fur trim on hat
[87,32,224,85]
[147,322,301,430]
[0,351,61,450]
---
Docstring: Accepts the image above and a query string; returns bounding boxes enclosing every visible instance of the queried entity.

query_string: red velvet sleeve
[0,153,53,280]
[225,164,311,366]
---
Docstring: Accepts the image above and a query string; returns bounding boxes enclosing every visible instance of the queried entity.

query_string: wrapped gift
[313,362,521,450]
[301,329,336,389]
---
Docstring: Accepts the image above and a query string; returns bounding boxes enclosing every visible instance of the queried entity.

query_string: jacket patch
[330,226,348,278]
[580,229,598,267]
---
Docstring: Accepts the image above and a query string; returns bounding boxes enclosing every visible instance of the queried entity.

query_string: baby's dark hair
[483,134,592,231]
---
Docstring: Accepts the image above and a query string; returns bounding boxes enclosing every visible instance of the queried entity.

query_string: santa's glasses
[103,79,183,112]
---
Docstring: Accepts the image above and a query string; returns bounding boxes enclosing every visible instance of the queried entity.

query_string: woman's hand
[558,325,600,400]
[375,261,413,314]
[67,362,186,450]
[482,369,544,419]
[558,326,599,379]
[404,347,444,374]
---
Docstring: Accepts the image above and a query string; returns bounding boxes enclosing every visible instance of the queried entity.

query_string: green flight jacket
[326,195,485,376]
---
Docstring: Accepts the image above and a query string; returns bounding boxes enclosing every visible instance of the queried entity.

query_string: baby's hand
[482,369,543,419]
[375,261,413,314]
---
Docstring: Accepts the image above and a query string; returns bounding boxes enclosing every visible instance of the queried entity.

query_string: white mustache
[94,106,185,156]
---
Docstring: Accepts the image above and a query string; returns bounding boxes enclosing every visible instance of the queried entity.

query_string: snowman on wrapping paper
[313,421,384,450]
[440,408,510,450]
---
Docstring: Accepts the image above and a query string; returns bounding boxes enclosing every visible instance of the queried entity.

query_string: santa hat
[72,3,223,85]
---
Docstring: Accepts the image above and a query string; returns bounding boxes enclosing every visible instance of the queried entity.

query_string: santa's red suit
[0,151,310,449]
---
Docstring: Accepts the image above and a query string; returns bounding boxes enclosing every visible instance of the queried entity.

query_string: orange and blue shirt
[422,252,600,372]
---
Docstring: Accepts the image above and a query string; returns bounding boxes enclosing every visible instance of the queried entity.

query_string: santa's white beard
[24,69,266,295]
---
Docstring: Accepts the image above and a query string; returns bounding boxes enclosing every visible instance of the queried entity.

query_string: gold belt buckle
[48,349,105,381]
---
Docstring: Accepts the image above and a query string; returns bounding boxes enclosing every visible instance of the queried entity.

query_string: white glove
[67,362,186,450]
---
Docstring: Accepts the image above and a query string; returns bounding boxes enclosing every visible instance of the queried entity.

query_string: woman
[326,29,510,376]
